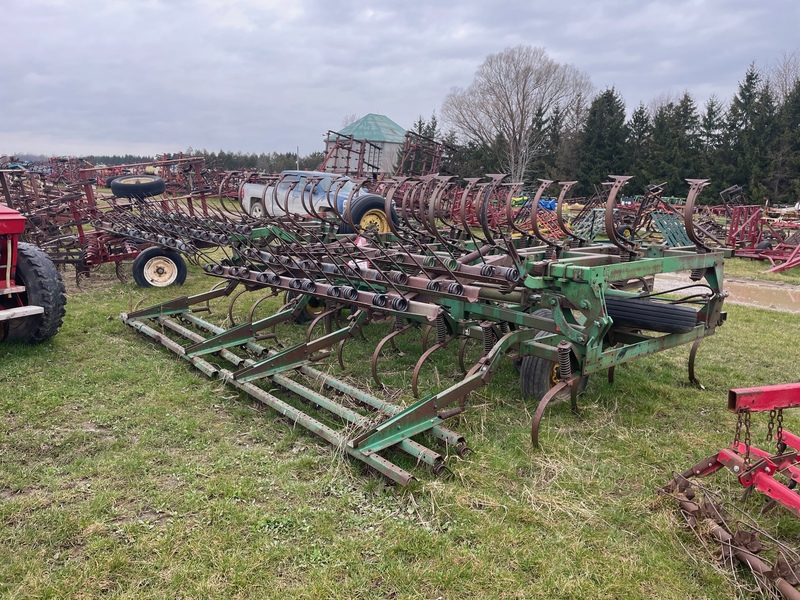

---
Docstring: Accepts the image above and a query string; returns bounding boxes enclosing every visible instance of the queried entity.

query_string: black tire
[285,291,326,324]
[131,247,187,288]
[514,308,553,372]
[606,296,697,334]
[110,175,166,199]
[105,175,122,187]
[616,224,634,239]
[519,354,589,400]
[4,242,67,343]
[756,240,773,252]
[338,194,398,234]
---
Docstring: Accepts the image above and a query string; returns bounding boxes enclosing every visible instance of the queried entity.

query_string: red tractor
[0,204,66,343]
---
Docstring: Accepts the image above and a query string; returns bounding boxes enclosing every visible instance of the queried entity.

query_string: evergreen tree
[626,103,652,185]
[577,88,628,194]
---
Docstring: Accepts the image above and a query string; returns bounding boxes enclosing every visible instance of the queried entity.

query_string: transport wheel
[131,247,187,288]
[111,175,166,199]
[513,308,553,373]
[606,296,697,334]
[519,337,589,401]
[616,224,634,239]
[4,242,67,343]
[338,194,398,234]
[285,291,326,324]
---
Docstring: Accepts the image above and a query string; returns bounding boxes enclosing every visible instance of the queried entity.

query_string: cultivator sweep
[661,383,800,599]
[122,173,727,483]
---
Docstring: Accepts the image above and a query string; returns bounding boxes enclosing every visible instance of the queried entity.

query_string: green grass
[724,256,800,284]
[2,264,800,599]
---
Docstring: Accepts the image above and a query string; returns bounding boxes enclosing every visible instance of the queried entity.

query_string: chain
[743,410,752,467]
[776,409,784,452]
[766,408,776,442]
[733,411,743,447]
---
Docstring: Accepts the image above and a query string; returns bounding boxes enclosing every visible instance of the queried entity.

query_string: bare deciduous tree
[341,113,358,128]
[766,49,800,103]
[441,45,593,181]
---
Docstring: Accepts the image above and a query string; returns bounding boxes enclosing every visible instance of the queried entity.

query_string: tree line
[85,45,799,206]
[440,46,800,204]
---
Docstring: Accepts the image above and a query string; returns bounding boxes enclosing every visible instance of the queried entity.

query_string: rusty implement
[123,173,726,482]
[121,299,466,486]
[661,383,800,599]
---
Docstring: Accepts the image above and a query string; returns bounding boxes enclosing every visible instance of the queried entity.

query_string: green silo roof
[337,113,407,143]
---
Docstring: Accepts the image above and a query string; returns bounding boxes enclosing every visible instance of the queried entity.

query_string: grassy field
[723,255,800,285]
[2,261,800,599]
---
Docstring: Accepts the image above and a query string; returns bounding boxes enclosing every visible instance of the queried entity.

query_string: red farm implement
[662,383,800,599]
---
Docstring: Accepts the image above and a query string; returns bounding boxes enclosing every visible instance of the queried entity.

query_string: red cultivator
[662,383,800,599]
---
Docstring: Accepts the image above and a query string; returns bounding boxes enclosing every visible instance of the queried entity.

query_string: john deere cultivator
[122,173,727,484]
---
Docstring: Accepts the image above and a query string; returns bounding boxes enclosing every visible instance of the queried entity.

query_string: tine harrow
[123,173,727,483]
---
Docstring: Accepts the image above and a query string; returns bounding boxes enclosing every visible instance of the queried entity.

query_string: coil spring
[480,264,495,277]
[394,315,404,330]
[544,246,556,260]
[372,294,388,308]
[391,272,409,285]
[426,280,442,292]
[436,315,447,344]
[301,280,316,292]
[482,325,496,355]
[327,286,341,298]
[391,296,408,311]
[557,341,572,380]
[447,282,464,295]
[341,287,359,301]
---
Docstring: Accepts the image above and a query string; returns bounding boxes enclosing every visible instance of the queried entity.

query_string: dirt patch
[654,273,800,313]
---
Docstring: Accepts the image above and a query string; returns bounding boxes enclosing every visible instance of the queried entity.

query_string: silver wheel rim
[251,203,264,218]
[142,256,178,287]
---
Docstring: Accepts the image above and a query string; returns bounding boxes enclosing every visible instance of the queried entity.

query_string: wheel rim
[142,256,179,287]
[306,297,326,316]
[359,209,391,233]
[251,203,264,219]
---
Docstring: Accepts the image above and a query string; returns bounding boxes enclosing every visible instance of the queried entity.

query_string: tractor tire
[131,247,187,288]
[338,194,398,235]
[5,242,67,343]
[110,175,166,199]
[606,296,697,334]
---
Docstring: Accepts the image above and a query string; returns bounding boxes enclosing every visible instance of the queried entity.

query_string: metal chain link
[743,410,752,467]
[733,411,743,447]
[766,408,776,442]
[776,408,784,452]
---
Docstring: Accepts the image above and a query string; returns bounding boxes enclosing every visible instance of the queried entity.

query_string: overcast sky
[1,0,797,158]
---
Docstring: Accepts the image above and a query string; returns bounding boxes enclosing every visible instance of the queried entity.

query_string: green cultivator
[122,174,727,484]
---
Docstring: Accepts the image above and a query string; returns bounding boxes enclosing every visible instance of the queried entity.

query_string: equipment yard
[2,163,800,598]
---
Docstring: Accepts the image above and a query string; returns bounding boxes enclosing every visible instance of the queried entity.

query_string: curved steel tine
[683,179,712,252]
[306,308,338,344]
[531,381,570,447]
[370,324,414,386]
[603,175,635,253]
[528,179,556,245]
[504,180,529,238]
[554,181,578,239]
[688,338,705,389]
[227,288,251,325]
[457,336,475,374]
[411,341,448,398]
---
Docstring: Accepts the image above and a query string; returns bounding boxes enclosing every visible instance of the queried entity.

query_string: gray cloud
[1,0,797,156]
